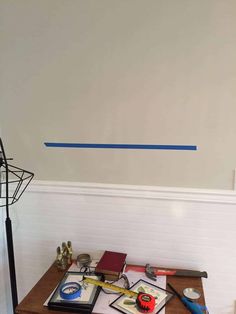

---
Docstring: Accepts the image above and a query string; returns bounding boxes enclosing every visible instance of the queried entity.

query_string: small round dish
[183,288,201,300]
[77,253,91,267]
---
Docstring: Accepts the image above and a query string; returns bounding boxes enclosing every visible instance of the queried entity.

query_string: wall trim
[28,180,236,204]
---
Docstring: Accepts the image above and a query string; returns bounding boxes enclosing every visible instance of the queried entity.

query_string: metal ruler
[83,277,138,298]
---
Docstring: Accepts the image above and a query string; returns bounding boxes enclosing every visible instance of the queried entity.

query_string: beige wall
[0,0,236,189]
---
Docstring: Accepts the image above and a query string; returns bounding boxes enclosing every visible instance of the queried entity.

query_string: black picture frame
[110,279,174,314]
[48,271,104,313]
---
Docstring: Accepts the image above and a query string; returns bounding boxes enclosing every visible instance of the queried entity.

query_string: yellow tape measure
[83,277,138,298]
[83,277,156,313]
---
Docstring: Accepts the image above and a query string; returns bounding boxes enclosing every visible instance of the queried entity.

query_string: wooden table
[16,263,206,314]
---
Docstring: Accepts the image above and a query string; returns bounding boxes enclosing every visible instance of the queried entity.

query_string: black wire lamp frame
[0,138,34,313]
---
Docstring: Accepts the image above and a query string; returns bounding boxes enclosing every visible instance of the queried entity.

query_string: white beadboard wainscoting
[1,181,236,314]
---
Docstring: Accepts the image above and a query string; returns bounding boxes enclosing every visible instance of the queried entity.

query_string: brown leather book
[95,251,127,281]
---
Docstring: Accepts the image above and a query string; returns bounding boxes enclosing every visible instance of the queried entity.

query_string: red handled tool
[125,264,208,279]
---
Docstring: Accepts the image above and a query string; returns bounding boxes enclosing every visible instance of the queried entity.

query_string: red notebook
[95,251,127,280]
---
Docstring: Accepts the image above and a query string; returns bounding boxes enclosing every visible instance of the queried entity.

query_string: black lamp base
[6,217,18,313]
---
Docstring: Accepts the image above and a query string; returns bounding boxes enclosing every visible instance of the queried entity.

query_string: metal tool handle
[174,270,208,278]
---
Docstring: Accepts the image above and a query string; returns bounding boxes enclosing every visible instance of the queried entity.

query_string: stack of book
[95,250,127,281]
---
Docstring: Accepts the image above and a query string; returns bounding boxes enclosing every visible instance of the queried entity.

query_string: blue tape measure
[59,282,82,300]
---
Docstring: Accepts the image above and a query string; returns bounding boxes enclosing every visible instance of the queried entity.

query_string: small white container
[183,288,201,301]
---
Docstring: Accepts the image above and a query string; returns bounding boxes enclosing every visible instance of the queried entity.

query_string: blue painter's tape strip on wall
[44,142,197,151]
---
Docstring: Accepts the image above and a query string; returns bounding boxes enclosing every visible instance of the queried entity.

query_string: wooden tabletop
[16,263,205,314]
